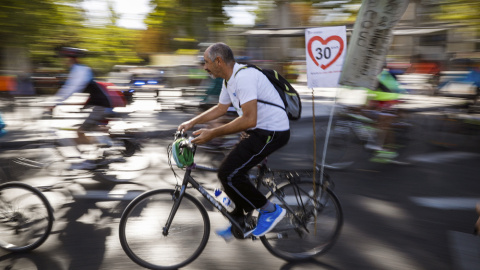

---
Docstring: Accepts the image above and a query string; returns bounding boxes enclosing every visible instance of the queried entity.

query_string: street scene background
[1,1,480,269]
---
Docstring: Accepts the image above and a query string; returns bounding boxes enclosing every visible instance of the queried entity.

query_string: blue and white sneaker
[215,225,234,242]
[252,205,286,237]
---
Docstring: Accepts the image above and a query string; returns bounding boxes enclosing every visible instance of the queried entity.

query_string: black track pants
[217,128,290,215]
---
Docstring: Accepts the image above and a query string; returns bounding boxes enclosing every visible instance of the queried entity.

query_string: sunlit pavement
[0,88,479,269]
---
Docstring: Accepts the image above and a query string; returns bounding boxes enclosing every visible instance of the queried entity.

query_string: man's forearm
[210,100,257,137]
[211,115,255,137]
[189,104,227,126]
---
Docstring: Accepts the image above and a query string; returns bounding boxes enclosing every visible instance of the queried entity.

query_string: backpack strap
[233,65,286,112]
[224,66,249,88]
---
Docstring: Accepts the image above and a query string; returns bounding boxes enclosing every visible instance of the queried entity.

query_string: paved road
[0,88,479,270]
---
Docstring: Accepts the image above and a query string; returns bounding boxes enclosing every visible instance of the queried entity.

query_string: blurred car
[130,71,166,93]
[108,67,166,102]
[127,67,166,93]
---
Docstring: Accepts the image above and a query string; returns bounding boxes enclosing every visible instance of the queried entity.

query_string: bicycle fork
[162,184,186,237]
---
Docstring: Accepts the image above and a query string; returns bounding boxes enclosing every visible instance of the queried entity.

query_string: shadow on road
[279,258,340,270]
[0,251,63,270]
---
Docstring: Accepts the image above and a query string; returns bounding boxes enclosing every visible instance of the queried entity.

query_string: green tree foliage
[0,0,143,75]
[0,0,88,68]
[140,0,232,53]
[0,0,63,46]
[251,0,363,27]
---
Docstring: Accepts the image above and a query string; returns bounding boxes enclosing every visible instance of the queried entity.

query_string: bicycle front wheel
[0,182,54,252]
[8,143,63,179]
[261,180,343,261]
[119,189,210,270]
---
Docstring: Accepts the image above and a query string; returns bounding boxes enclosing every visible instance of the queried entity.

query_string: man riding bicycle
[178,42,290,239]
[49,47,114,169]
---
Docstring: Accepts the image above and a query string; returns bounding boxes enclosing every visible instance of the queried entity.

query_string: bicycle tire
[317,119,362,170]
[0,182,54,252]
[119,189,210,270]
[260,179,343,261]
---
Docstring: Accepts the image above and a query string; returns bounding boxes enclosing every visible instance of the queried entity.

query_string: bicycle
[0,166,150,254]
[6,123,146,184]
[119,131,343,269]
[0,181,54,252]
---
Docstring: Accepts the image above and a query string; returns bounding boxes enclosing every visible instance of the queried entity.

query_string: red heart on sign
[307,35,344,70]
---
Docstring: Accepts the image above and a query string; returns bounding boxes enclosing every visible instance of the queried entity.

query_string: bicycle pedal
[241,229,255,239]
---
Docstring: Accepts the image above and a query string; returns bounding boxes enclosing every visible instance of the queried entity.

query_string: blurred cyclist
[363,68,407,163]
[50,47,114,169]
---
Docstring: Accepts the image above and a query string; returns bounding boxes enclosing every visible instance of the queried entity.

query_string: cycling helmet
[171,138,194,168]
[58,47,88,58]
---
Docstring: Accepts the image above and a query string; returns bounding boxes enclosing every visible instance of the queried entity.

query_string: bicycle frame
[162,163,251,238]
[162,160,326,239]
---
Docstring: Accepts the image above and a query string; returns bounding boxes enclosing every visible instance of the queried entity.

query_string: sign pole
[304,27,346,177]
[305,26,346,233]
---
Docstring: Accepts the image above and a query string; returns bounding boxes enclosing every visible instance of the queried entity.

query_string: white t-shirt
[219,63,289,131]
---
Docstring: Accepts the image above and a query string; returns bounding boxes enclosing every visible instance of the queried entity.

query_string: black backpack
[235,65,302,121]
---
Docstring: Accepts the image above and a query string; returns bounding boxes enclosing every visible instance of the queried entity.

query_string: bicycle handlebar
[174,130,196,153]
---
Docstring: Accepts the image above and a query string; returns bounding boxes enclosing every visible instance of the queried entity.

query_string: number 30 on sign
[305,26,346,88]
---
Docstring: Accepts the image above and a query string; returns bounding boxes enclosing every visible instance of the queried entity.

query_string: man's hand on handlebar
[177,120,194,132]
[175,127,214,145]
[191,128,215,145]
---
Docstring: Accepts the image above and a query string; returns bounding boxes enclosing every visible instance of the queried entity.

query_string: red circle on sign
[307,35,344,70]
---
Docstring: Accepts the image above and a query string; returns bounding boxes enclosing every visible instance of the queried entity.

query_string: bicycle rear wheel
[119,189,210,270]
[0,182,54,252]
[261,179,343,261]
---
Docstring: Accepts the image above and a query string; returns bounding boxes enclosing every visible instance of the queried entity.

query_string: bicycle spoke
[0,182,54,252]
[261,180,343,261]
[119,189,210,270]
